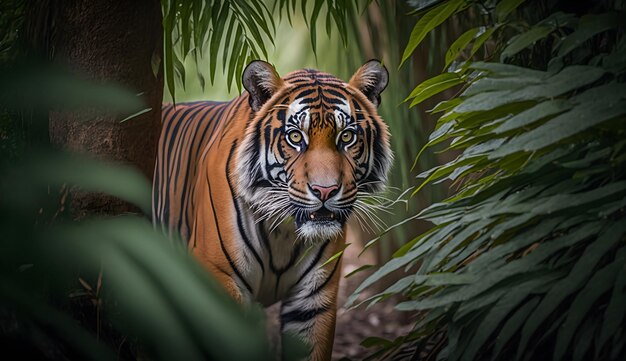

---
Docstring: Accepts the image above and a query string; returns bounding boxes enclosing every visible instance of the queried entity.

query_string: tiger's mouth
[293,206,349,240]
[295,207,345,226]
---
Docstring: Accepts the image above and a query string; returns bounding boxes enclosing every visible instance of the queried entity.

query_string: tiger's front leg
[279,237,344,361]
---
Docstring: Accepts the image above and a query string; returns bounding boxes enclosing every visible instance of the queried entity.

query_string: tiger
[152,60,391,361]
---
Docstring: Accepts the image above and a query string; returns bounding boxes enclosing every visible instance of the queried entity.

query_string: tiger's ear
[349,60,389,107]
[243,60,283,111]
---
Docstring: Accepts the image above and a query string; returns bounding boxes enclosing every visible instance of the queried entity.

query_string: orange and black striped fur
[152,60,391,361]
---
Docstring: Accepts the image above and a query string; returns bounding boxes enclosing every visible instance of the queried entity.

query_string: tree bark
[48,0,163,217]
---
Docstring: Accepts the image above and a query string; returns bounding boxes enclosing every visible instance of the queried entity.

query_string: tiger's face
[236,60,392,241]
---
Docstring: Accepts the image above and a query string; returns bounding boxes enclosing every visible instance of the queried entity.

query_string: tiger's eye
[341,130,355,143]
[288,131,302,144]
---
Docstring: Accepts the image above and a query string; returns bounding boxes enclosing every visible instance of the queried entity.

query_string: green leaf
[226,25,244,93]
[558,12,621,57]
[282,332,310,361]
[469,26,498,58]
[412,155,484,197]
[463,272,561,361]
[344,264,375,278]
[319,243,350,268]
[173,54,187,89]
[0,65,144,112]
[470,61,547,78]
[492,297,540,360]
[383,275,415,295]
[164,15,176,102]
[501,25,554,60]
[309,0,325,55]
[180,3,192,58]
[492,99,572,134]
[553,248,626,360]
[597,254,626,357]
[489,84,626,159]
[467,217,563,274]
[55,218,272,361]
[150,51,161,78]
[405,72,464,107]
[349,250,419,301]
[3,151,152,214]
[419,219,491,272]
[221,15,237,73]
[572,315,599,361]
[517,221,626,361]
[407,0,446,13]
[462,76,542,97]
[428,98,463,113]
[119,107,153,123]
[234,3,268,60]
[401,0,463,66]
[361,336,393,348]
[456,66,605,113]
[396,222,603,311]
[392,226,440,258]
[347,224,456,307]
[444,27,481,70]
[414,273,478,286]
[495,0,526,21]
[209,4,230,84]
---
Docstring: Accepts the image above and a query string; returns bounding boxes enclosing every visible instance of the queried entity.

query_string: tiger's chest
[231,204,332,306]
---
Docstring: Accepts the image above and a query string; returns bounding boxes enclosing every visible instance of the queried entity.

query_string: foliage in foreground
[350,0,626,360]
[0,63,308,360]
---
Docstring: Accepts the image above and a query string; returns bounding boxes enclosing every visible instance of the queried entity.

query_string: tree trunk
[48,0,163,217]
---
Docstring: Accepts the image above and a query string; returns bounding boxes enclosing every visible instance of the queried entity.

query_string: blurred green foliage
[0,57,302,361]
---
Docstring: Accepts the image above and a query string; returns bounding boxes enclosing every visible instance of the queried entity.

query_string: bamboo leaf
[495,0,526,21]
[405,72,464,107]
[208,5,230,84]
[491,99,572,134]
[221,15,237,74]
[319,243,350,268]
[444,27,481,70]
[462,76,542,97]
[163,14,176,102]
[491,297,540,360]
[468,26,496,60]
[470,61,547,78]
[463,273,561,360]
[407,0,446,13]
[489,84,626,159]
[553,249,625,360]
[344,264,375,278]
[226,25,244,93]
[309,0,325,55]
[501,25,554,60]
[597,256,626,357]
[396,222,603,311]
[517,221,626,360]
[119,107,153,123]
[558,12,621,57]
[401,0,463,66]
[456,66,605,113]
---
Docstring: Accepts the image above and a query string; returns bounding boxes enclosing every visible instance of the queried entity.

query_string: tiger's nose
[310,184,340,202]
